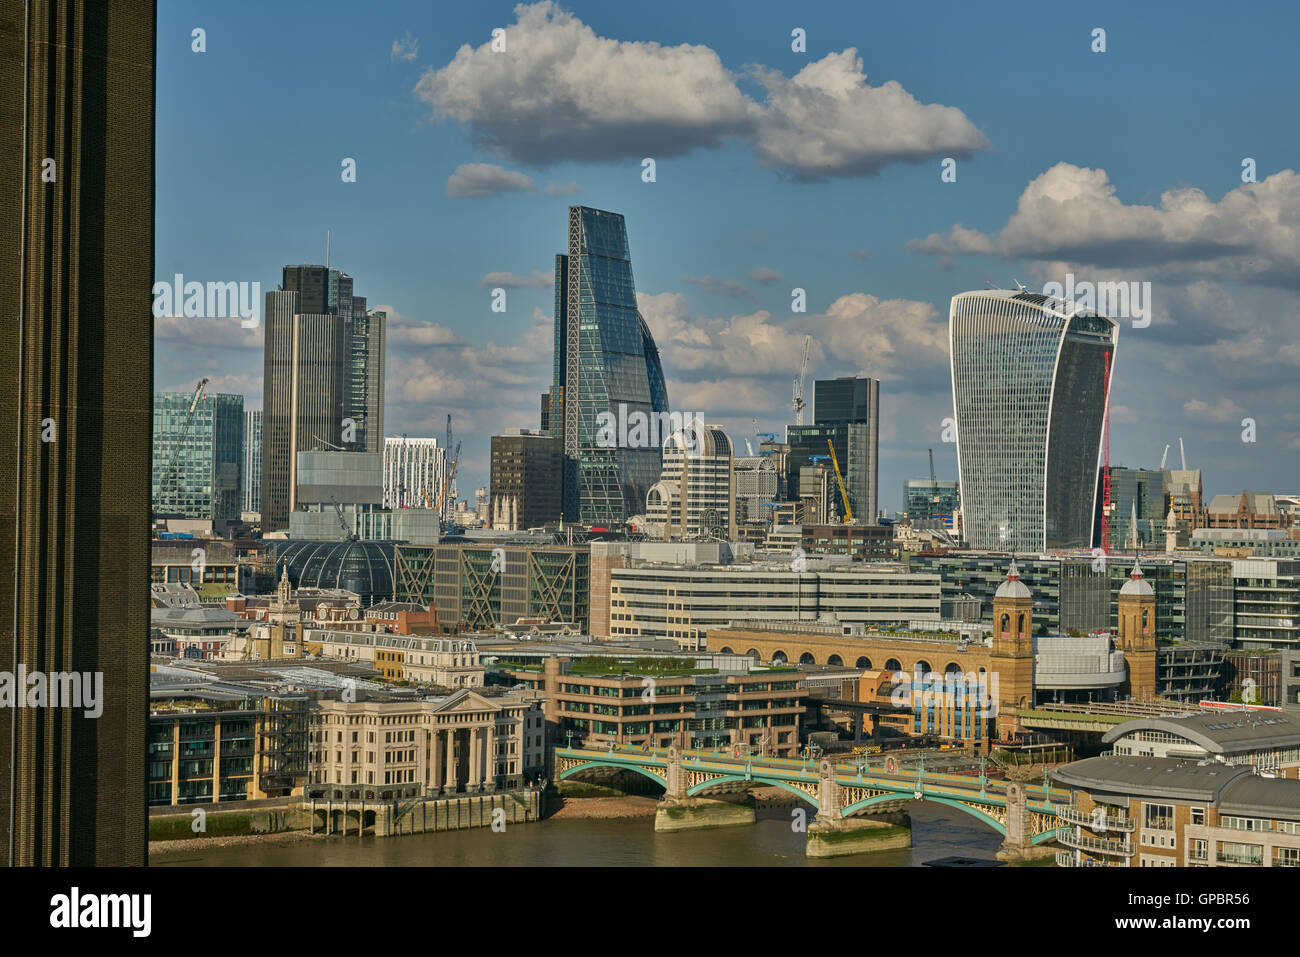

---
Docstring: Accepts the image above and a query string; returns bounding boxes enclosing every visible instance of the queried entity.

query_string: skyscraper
[243,409,262,515]
[547,207,669,525]
[383,435,445,510]
[261,265,384,530]
[489,429,563,530]
[0,0,154,865]
[949,290,1118,551]
[785,377,879,523]
[152,391,244,521]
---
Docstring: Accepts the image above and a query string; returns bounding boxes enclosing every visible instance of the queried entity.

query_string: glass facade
[153,391,244,520]
[949,291,1117,551]
[903,479,960,519]
[553,207,668,524]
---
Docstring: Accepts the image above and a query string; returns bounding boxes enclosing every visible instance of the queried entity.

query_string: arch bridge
[556,744,1066,854]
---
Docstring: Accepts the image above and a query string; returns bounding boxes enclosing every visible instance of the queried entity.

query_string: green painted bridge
[556,745,1068,852]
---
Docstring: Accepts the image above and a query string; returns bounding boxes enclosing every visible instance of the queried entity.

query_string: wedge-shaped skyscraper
[949,290,1118,552]
[546,207,669,524]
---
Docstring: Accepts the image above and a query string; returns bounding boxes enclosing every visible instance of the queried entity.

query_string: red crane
[1101,349,1112,554]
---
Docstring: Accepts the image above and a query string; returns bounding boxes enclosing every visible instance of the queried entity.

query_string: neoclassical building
[308,689,538,800]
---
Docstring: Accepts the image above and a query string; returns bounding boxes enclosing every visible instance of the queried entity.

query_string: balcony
[1056,806,1135,832]
[1055,850,1118,867]
[1058,830,1133,857]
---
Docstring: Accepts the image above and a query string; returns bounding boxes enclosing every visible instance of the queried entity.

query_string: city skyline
[153,0,1299,511]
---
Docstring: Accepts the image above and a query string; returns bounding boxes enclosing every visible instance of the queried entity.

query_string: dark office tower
[261,266,384,530]
[550,208,669,524]
[490,430,564,530]
[0,1,154,865]
[786,376,880,523]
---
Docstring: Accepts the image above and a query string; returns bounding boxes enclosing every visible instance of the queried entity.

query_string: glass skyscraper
[949,290,1118,551]
[548,207,668,524]
[243,409,262,514]
[153,391,244,520]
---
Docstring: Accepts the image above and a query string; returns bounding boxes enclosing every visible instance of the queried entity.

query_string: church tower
[1164,506,1179,555]
[1116,560,1157,699]
[990,561,1036,741]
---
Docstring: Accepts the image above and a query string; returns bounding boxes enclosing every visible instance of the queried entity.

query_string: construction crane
[827,439,852,524]
[159,377,210,515]
[1159,444,1170,471]
[792,335,811,426]
[1179,437,1187,471]
[1101,349,1113,553]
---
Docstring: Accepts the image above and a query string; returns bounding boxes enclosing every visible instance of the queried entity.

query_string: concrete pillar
[665,746,685,800]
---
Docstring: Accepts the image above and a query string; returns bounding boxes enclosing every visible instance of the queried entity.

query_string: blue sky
[155,0,1300,511]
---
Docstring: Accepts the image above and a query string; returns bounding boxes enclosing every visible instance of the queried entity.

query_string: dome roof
[1119,559,1155,597]
[995,560,1032,600]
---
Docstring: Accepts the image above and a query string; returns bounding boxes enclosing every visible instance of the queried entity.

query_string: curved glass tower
[550,207,669,524]
[949,290,1118,552]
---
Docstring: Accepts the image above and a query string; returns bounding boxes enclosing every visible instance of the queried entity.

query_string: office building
[395,542,590,632]
[1165,468,1207,531]
[645,424,736,540]
[949,290,1118,551]
[1,0,154,865]
[734,455,780,525]
[903,479,960,522]
[1232,558,1300,649]
[261,265,384,530]
[383,436,446,511]
[1100,466,1166,549]
[243,409,262,515]
[489,429,563,531]
[607,560,942,650]
[547,207,669,525]
[1208,491,1288,530]
[817,375,880,521]
[152,391,244,520]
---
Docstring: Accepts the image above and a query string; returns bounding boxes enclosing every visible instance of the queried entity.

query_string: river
[150,802,1004,867]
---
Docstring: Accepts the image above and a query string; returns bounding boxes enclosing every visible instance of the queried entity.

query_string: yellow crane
[827,438,853,524]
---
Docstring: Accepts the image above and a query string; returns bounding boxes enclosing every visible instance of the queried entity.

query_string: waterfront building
[1,0,154,864]
[308,689,534,797]
[547,206,669,524]
[489,429,563,530]
[1052,755,1300,867]
[1104,710,1300,777]
[949,290,1118,551]
[501,656,805,756]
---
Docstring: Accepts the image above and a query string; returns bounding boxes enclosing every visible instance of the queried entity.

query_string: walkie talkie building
[949,290,1118,552]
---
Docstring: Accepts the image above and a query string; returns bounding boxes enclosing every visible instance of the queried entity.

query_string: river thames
[151,802,1005,867]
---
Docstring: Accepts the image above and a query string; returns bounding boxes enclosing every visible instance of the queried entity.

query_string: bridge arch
[558,760,668,790]
[842,792,1006,835]
[685,774,818,809]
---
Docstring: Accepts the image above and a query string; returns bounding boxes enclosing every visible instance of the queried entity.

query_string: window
[1191,807,1205,826]
[1143,803,1174,831]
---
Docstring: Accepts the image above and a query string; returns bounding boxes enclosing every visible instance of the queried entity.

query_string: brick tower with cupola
[990,561,1036,740]
[1116,559,1158,700]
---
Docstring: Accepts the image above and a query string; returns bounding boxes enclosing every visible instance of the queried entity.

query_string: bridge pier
[806,759,910,858]
[655,745,756,832]
[995,781,1056,862]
